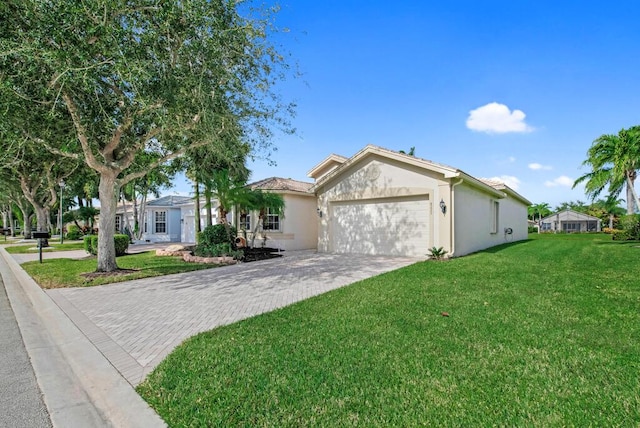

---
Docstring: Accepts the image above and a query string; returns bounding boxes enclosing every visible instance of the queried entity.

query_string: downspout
[449,178,464,257]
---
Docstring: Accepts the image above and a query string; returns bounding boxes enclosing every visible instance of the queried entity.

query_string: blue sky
[166,1,640,209]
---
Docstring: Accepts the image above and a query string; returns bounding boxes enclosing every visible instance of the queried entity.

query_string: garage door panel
[331,198,430,257]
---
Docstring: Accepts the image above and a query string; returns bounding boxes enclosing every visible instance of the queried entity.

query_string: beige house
[236,177,318,251]
[540,210,601,233]
[308,145,531,257]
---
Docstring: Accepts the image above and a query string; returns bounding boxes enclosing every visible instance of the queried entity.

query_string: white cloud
[544,175,574,187]
[508,156,516,163]
[528,162,552,171]
[488,175,521,190]
[466,102,534,134]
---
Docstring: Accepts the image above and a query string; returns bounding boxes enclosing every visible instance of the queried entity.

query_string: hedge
[84,234,130,256]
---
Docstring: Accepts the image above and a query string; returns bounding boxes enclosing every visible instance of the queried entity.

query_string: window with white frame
[490,200,499,233]
[263,207,280,231]
[238,210,251,230]
[154,211,167,234]
[115,215,121,233]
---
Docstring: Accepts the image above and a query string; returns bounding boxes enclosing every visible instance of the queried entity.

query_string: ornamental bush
[197,224,237,247]
[84,234,130,256]
[66,224,82,240]
[619,214,640,240]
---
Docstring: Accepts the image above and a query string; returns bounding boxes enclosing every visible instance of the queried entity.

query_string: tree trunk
[205,184,213,227]
[194,181,201,233]
[96,173,119,272]
[34,205,50,247]
[626,173,639,214]
[8,205,14,236]
[608,214,614,229]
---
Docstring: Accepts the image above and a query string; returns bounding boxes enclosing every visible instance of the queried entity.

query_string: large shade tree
[1,0,295,271]
[574,126,640,214]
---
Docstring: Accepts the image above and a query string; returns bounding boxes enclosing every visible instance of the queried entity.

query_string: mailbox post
[32,231,50,263]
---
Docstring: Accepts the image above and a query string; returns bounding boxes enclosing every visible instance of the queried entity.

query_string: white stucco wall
[269,193,317,251]
[317,156,445,254]
[453,183,528,256]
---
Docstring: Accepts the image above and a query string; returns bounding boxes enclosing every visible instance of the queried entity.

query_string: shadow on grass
[474,239,533,254]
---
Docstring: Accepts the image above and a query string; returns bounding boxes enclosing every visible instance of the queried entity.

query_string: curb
[0,247,166,428]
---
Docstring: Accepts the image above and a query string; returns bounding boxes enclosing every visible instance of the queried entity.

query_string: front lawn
[21,251,219,288]
[4,241,85,254]
[137,234,640,426]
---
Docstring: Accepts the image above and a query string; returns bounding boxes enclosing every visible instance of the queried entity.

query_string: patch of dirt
[80,268,140,280]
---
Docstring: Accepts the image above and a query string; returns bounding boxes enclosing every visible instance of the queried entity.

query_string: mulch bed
[241,247,283,262]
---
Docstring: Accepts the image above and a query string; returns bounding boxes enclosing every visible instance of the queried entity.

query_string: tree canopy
[574,126,640,214]
[1,0,296,271]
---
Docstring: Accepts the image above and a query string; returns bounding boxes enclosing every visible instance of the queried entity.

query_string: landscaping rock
[156,244,192,257]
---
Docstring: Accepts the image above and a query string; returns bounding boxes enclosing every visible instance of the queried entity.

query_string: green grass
[137,234,640,427]
[21,251,219,288]
[4,241,85,253]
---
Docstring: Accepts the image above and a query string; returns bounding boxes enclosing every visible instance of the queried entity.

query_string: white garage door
[331,197,430,257]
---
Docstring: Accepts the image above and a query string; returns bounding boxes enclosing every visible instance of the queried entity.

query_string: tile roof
[146,195,193,207]
[247,177,314,193]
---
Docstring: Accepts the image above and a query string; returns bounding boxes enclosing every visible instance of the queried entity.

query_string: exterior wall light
[316,208,323,218]
[439,199,447,215]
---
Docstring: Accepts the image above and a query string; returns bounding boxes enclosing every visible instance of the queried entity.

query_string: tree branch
[62,92,109,174]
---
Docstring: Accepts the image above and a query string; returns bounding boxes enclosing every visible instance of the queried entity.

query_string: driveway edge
[0,247,166,428]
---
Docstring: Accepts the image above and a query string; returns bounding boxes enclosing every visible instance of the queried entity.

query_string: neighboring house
[140,195,193,243]
[308,145,531,258]
[540,210,601,233]
[237,177,318,251]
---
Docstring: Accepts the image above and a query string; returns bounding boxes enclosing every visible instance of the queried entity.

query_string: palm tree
[589,197,626,229]
[529,202,551,223]
[574,126,640,214]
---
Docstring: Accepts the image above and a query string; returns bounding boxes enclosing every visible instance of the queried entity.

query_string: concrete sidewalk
[0,247,166,427]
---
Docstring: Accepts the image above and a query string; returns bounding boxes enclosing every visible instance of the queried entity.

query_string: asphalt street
[0,276,51,428]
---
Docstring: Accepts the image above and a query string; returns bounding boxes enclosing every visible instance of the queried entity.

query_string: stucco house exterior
[539,210,601,233]
[237,177,318,251]
[308,145,531,258]
[140,195,193,243]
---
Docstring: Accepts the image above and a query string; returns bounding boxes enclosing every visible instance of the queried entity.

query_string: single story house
[116,178,318,250]
[540,210,601,233]
[308,145,531,257]
[237,177,318,251]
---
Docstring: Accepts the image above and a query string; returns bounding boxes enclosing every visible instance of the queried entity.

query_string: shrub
[427,246,448,260]
[602,227,618,235]
[619,214,640,240]
[66,225,82,240]
[528,226,538,233]
[197,224,237,247]
[194,242,242,259]
[612,230,630,241]
[84,234,130,256]
[114,234,130,256]
[84,235,97,255]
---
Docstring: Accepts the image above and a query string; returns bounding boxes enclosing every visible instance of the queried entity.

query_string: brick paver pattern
[47,251,420,385]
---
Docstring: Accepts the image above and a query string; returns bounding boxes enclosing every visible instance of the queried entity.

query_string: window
[154,211,167,234]
[490,200,499,234]
[115,215,121,233]
[263,208,280,231]
[239,210,251,230]
[541,222,552,231]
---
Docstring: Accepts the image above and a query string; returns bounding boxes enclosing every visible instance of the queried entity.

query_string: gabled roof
[307,154,349,180]
[247,177,314,194]
[478,179,532,206]
[540,209,602,222]
[146,195,193,207]
[310,144,507,196]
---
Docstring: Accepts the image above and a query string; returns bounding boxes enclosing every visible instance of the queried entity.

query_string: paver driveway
[47,251,421,385]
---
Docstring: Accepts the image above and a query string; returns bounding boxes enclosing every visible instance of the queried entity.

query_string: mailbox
[32,231,50,239]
